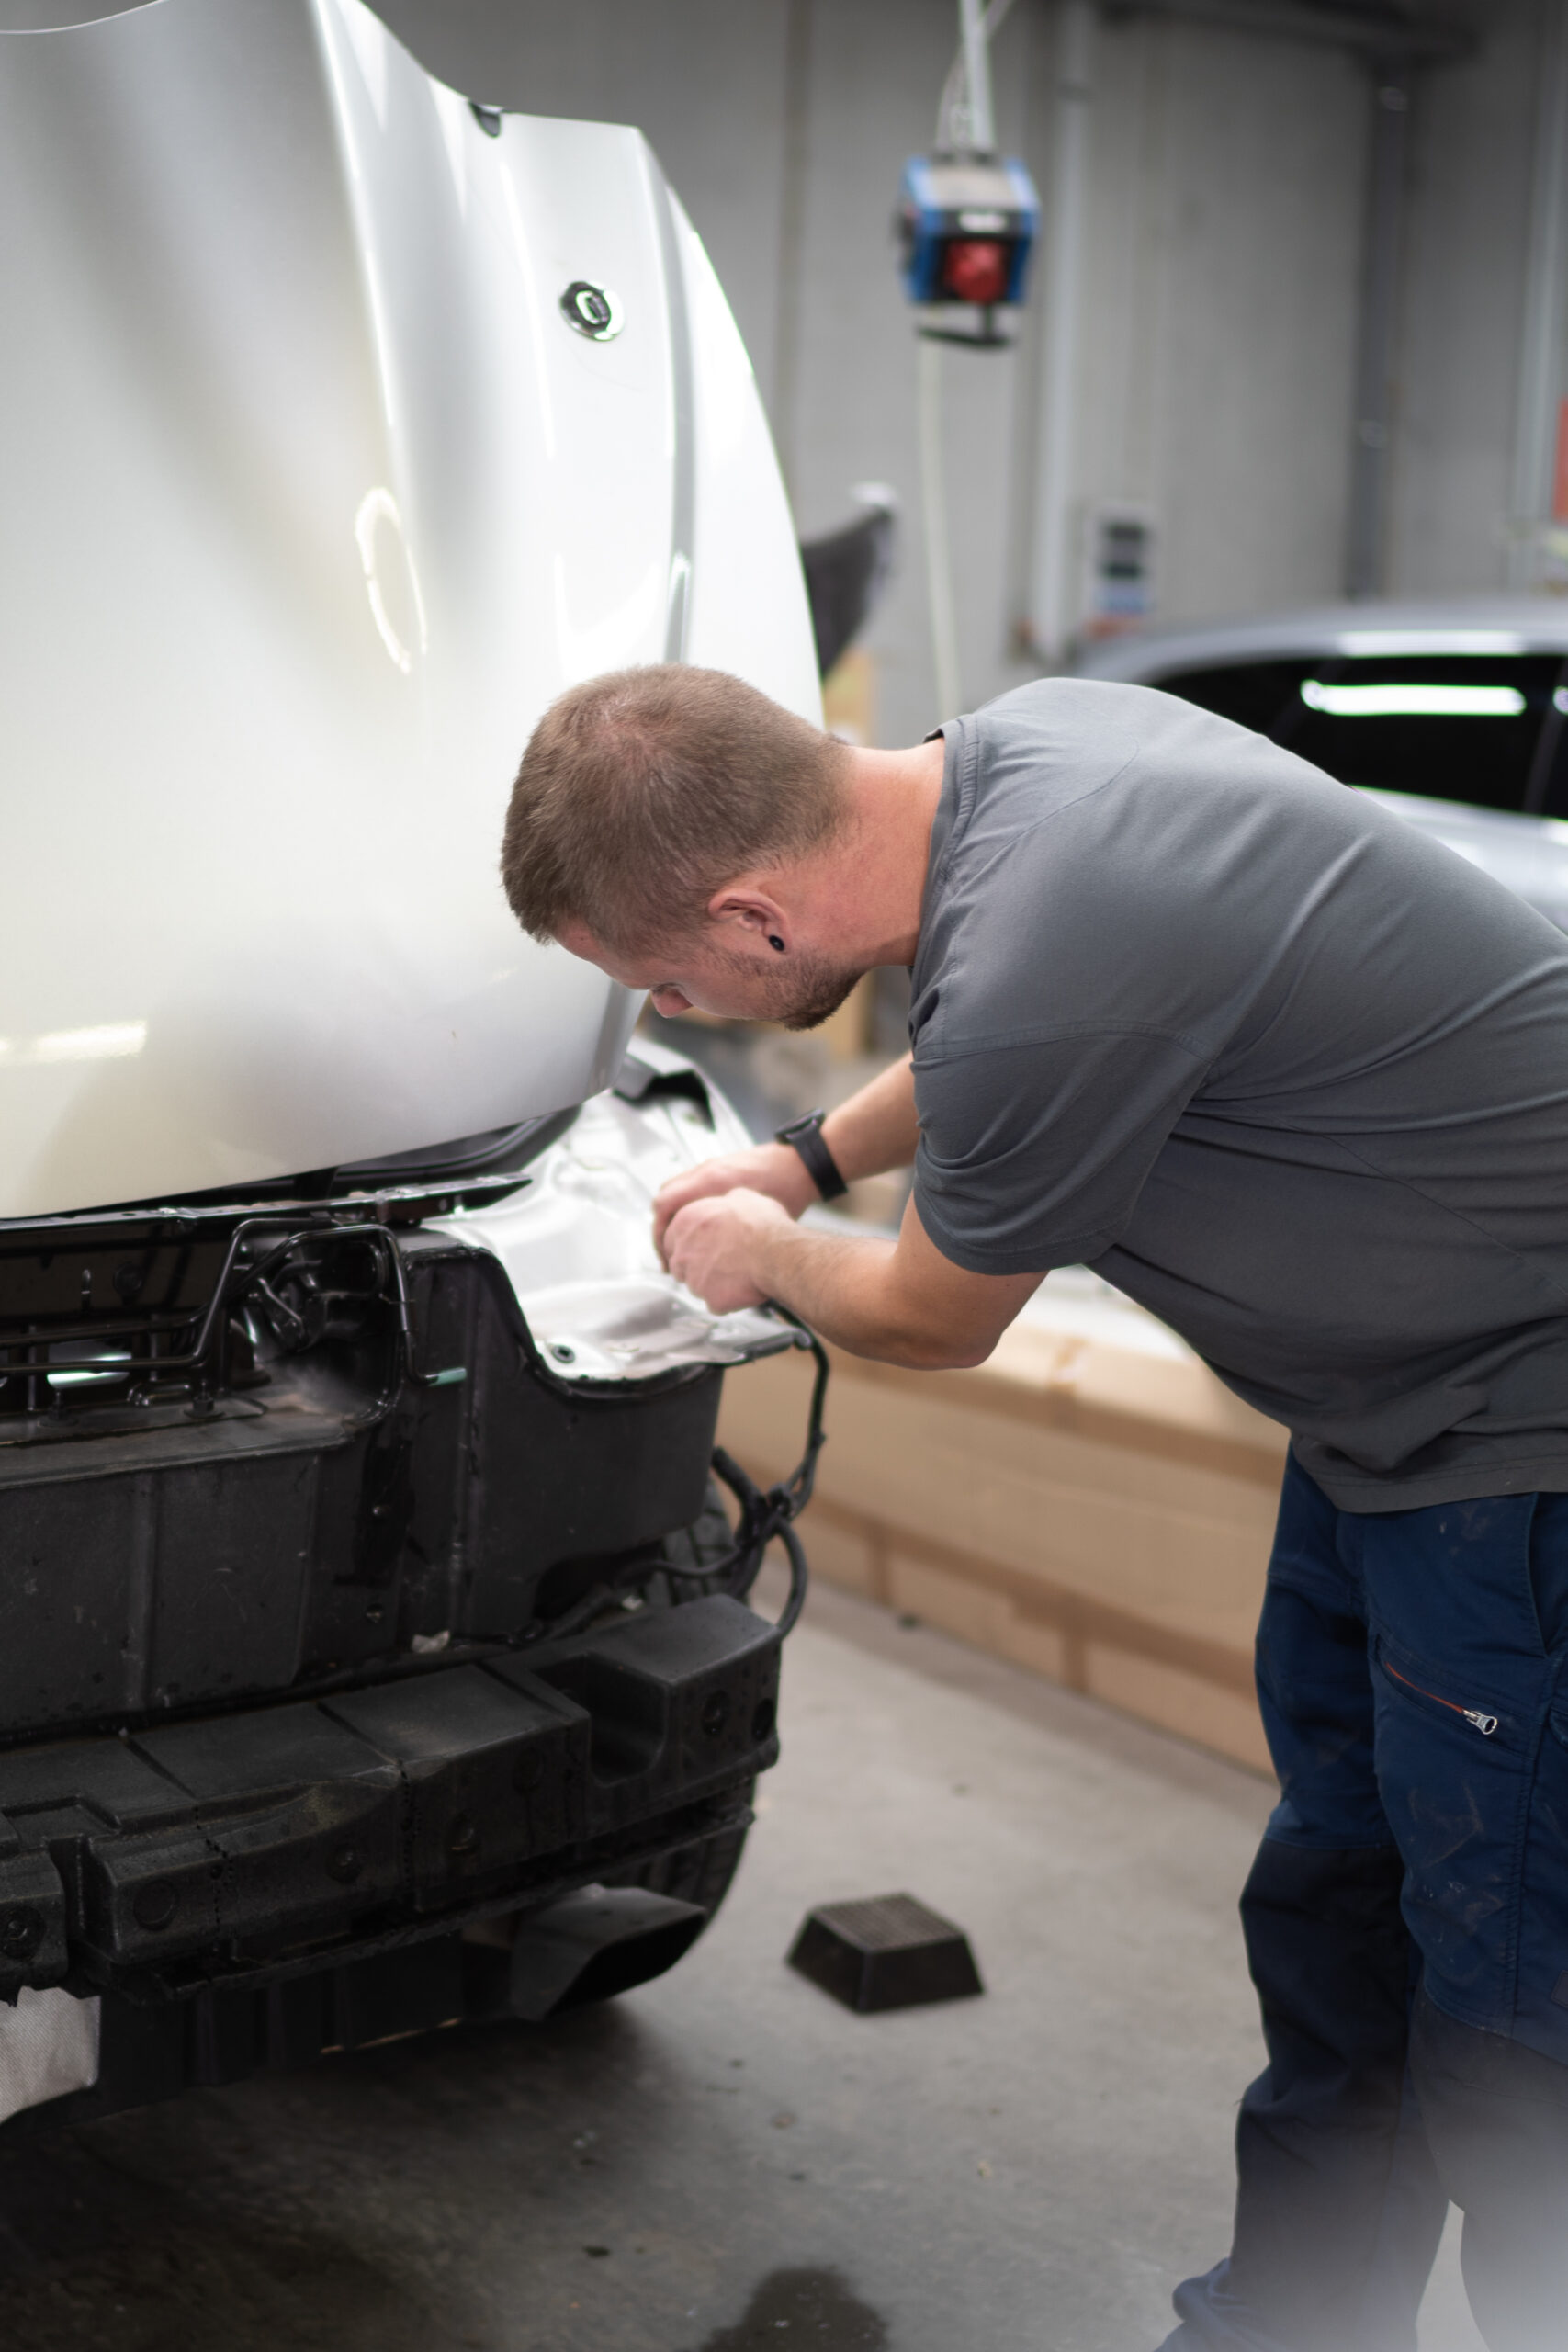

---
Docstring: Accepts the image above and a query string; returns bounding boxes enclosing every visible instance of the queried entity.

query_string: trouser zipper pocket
[1383,1657,1499,1736]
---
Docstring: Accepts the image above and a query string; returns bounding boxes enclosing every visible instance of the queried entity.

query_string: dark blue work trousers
[1159,1456,1568,2352]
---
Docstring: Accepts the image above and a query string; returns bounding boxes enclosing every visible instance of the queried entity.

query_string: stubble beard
[713,942,863,1032]
[778,956,863,1032]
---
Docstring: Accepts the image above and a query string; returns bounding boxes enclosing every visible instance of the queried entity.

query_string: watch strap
[774,1107,849,1203]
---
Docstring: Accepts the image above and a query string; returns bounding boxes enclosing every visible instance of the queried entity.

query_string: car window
[1149,654,1568,816]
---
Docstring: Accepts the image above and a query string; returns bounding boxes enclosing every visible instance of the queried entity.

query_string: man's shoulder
[966,674,1157,770]
[916,676,1415,1050]
[963,673,1305,812]
[977,674,1170,718]
[945,673,1314,873]
[960,672,1379,851]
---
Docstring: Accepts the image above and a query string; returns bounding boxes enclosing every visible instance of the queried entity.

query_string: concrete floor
[0,1577,1486,2352]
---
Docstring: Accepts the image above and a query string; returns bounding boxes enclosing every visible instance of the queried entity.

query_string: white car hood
[0,0,818,1217]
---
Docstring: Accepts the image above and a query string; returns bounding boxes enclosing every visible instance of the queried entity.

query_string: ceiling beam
[1100,0,1475,64]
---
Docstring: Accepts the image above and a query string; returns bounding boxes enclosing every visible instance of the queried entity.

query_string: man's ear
[705,882,787,943]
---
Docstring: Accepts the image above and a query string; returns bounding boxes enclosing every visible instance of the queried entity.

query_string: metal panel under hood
[0,0,711,1215]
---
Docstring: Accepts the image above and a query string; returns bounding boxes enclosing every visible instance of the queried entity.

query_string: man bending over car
[500,660,1568,2352]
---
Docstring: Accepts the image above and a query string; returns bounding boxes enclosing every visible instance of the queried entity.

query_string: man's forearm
[652,1051,918,1257]
[818,1053,918,1184]
[749,1217,936,1363]
[660,1054,1040,1367]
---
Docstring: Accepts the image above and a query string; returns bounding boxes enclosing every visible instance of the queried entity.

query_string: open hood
[0,0,818,1216]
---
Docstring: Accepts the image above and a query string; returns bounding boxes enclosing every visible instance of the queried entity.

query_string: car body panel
[1075,594,1568,676]
[0,0,817,1218]
[0,0,824,2129]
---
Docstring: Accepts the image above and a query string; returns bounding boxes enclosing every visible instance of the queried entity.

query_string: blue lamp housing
[897,153,1040,311]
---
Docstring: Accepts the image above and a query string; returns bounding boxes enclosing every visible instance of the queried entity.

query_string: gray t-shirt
[911,679,1568,1512]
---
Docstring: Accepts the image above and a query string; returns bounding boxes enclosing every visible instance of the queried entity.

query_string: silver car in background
[1076,598,1568,933]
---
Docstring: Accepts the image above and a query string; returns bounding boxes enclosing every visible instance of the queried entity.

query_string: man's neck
[810,735,947,970]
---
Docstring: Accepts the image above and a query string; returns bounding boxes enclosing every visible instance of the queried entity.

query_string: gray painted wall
[1393,0,1540,594]
[372,0,1549,747]
[1066,13,1365,634]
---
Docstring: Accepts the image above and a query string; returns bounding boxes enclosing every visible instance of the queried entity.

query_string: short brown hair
[500,665,850,949]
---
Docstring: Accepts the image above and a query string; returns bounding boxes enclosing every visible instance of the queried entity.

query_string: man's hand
[664,1180,1042,1370]
[653,1141,816,1265]
[654,1056,919,1268]
[663,1188,795,1313]
[649,1054,1031,1367]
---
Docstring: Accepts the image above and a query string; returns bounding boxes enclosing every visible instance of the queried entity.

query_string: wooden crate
[719,1316,1287,1774]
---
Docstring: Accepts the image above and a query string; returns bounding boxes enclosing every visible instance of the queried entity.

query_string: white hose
[920,0,1021,720]
[934,0,1018,153]
[918,334,963,723]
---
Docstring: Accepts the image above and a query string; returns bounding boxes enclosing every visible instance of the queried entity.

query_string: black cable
[661,1320,829,1635]
[771,1522,810,1638]
[529,1326,827,1650]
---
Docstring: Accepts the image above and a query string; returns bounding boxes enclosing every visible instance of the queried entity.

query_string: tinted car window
[1150,654,1567,815]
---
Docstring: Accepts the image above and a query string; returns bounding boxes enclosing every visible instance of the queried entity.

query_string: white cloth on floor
[0,1986,99,2123]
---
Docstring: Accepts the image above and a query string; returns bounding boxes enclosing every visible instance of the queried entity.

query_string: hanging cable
[915,0,1030,727]
[664,1322,829,1640]
[934,0,1018,155]
[919,334,964,723]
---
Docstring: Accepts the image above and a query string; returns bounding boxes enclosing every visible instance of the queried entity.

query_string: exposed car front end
[0,1049,822,2121]
[0,0,823,2126]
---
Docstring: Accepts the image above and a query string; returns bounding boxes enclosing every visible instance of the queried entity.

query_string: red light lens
[940,237,1010,305]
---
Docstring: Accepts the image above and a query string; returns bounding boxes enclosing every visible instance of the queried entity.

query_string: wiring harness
[526,1318,829,1651]
[683,1321,829,1639]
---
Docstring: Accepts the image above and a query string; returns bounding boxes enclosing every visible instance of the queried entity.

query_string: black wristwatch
[774,1107,849,1203]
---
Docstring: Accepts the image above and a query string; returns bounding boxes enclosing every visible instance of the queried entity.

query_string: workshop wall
[374,0,1540,748]
[1393,2,1541,595]
[1058,14,1364,656]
